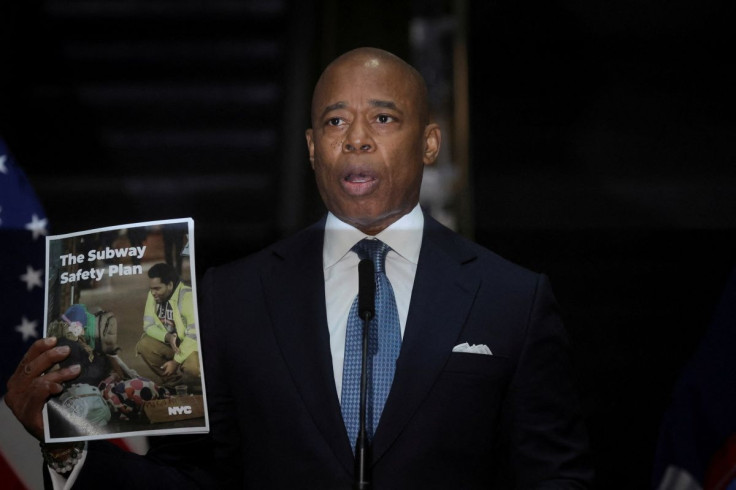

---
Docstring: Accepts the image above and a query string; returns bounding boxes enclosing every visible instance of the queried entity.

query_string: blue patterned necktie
[341,238,402,451]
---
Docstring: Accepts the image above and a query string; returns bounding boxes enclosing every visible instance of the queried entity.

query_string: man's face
[305,55,440,235]
[149,277,174,304]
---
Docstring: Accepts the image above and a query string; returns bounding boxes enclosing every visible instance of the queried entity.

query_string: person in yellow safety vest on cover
[136,262,200,391]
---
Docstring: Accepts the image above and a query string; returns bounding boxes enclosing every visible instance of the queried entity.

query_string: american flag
[0,137,48,489]
[653,266,736,490]
[0,139,148,488]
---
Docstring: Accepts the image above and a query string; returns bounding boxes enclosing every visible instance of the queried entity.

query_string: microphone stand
[355,259,375,489]
[354,309,372,489]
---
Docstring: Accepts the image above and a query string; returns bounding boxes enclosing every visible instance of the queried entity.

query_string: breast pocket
[442,352,510,380]
[424,352,512,436]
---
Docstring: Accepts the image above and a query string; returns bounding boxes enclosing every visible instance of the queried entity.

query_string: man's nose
[343,120,374,152]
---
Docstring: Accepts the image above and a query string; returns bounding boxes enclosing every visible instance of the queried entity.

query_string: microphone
[355,258,374,489]
[358,259,375,321]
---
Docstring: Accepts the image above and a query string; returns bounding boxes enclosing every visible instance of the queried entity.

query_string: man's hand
[5,337,81,440]
[160,359,181,377]
[165,332,180,354]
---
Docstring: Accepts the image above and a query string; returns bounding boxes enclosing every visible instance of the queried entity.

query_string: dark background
[2,1,735,488]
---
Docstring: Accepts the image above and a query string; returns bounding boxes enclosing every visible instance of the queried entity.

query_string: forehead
[312,57,419,114]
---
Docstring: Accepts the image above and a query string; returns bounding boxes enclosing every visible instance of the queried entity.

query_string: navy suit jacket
[68,213,593,489]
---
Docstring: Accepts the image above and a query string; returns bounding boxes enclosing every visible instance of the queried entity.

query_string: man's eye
[377,114,394,123]
[327,117,342,126]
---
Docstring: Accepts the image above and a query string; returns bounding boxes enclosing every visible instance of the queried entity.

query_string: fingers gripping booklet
[42,218,209,443]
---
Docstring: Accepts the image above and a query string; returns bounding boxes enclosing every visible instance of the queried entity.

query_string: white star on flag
[1,137,50,489]
[25,213,48,240]
[14,316,39,342]
[20,264,43,291]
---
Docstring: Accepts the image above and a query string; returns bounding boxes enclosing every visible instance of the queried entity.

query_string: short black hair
[148,262,178,285]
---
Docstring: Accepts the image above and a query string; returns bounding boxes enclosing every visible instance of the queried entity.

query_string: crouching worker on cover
[136,262,200,391]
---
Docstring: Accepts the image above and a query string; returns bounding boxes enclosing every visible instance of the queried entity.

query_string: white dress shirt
[323,204,424,401]
[49,443,87,490]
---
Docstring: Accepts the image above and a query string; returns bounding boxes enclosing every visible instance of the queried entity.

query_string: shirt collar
[323,204,424,270]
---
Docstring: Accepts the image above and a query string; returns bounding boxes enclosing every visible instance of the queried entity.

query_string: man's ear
[305,129,315,168]
[422,123,441,166]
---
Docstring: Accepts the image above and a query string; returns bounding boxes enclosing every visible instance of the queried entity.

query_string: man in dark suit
[6,47,593,488]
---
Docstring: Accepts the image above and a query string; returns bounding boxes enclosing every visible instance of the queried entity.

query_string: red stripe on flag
[705,433,736,490]
[0,453,28,490]
[109,438,131,452]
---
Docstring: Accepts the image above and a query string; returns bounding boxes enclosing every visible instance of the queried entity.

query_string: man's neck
[331,204,421,236]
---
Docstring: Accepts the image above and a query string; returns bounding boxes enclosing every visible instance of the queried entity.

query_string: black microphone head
[358,259,375,320]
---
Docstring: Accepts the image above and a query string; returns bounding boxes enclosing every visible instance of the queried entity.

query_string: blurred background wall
[1,1,735,487]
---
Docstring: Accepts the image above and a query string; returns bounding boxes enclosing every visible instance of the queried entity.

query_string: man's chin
[335,209,408,235]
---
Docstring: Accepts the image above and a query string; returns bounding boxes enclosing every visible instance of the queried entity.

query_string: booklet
[42,218,209,443]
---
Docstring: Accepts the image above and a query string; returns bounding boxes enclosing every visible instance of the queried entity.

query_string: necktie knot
[352,238,390,273]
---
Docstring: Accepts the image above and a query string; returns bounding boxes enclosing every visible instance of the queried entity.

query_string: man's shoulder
[203,218,325,278]
[422,214,542,286]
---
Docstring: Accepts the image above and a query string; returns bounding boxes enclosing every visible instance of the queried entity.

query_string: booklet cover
[42,218,209,443]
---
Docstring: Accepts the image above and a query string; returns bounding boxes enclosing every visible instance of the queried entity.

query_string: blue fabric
[341,238,401,451]
[652,265,736,488]
[0,138,48,398]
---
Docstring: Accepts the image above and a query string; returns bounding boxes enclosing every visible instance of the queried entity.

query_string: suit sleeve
[504,274,594,489]
[57,436,218,490]
[196,265,243,486]
[49,268,237,489]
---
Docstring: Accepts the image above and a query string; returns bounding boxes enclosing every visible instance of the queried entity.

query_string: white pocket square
[452,342,492,356]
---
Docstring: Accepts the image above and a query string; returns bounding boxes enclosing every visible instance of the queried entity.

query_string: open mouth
[341,170,378,195]
[344,173,375,184]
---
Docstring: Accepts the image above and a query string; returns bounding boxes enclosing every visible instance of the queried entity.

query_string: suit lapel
[261,221,355,474]
[371,215,481,463]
